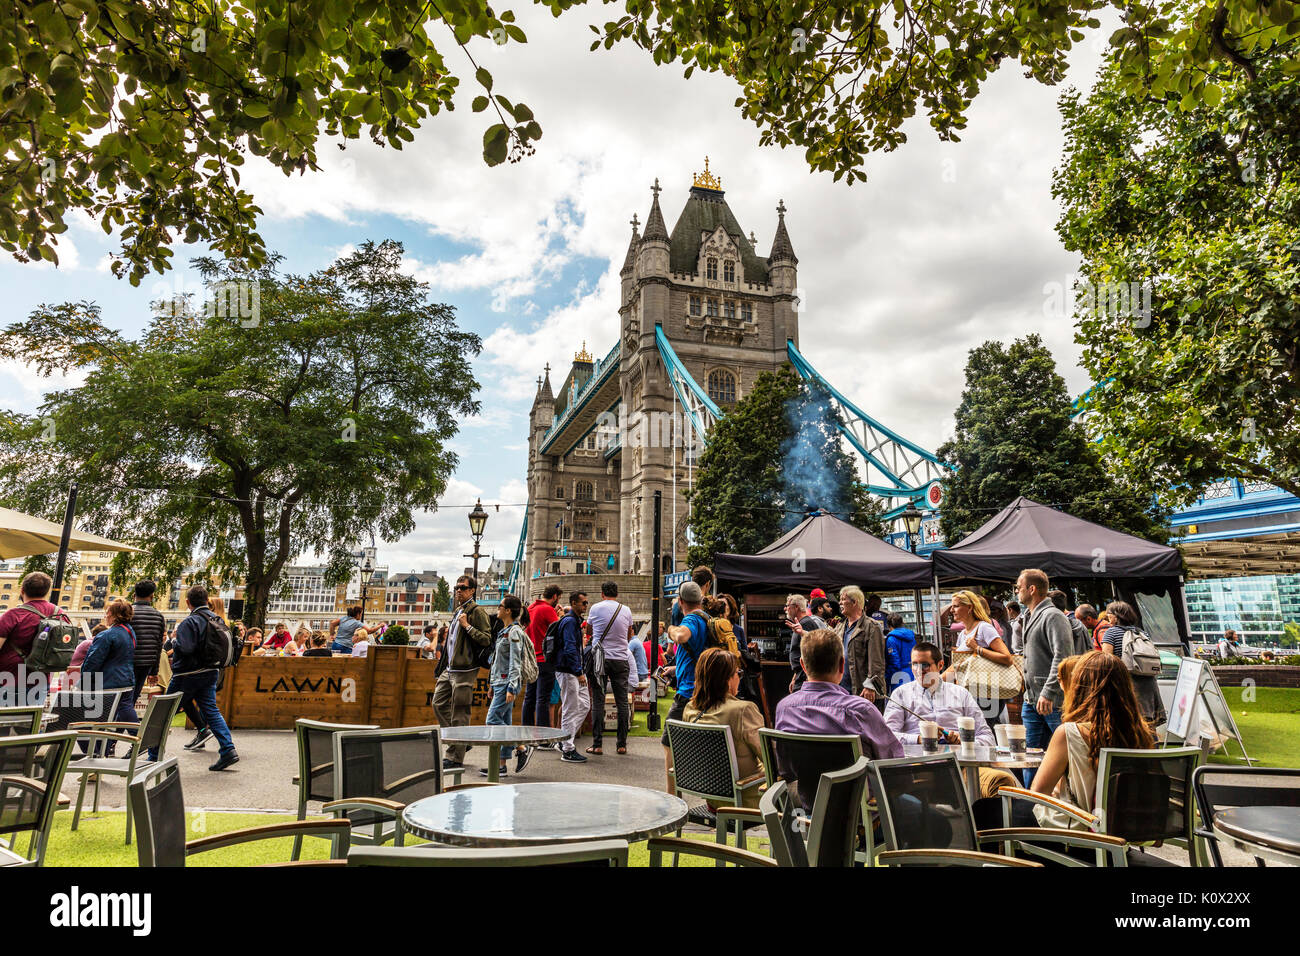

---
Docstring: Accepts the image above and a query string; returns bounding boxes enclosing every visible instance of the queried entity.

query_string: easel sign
[1163,657,1253,764]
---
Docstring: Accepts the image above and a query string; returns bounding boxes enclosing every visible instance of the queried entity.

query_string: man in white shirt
[885,642,995,747]
[584,581,634,754]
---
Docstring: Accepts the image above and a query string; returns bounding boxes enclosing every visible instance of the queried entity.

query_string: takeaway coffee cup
[958,716,977,756]
[995,724,1011,750]
[1007,724,1027,755]
[920,721,940,753]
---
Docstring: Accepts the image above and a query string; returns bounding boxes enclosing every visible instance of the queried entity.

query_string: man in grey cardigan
[1015,568,1073,785]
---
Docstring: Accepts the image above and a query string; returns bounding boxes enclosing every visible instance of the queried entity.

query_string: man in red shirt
[523,584,562,741]
[0,571,63,705]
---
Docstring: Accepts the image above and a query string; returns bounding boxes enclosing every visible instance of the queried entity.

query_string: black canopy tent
[714,511,933,593]
[931,497,1189,646]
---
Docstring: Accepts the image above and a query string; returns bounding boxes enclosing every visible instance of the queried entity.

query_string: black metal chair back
[297,720,378,803]
[332,726,445,830]
[136,693,183,754]
[0,707,42,737]
[46,689,124,732]
[0,731,76,865]
[868,753,979,852]
[665,719,738,803]
[759,757,870,867]
[1192,766,1300,866]
[128,758,190,868]
[1097,748,1199,845]
[758,728,859,812]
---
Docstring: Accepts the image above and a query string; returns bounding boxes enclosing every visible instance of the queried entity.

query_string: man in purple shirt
[775,626,903,762]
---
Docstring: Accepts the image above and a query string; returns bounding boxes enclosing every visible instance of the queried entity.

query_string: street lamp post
[901,502,924,555]
[359,555,374,622]
[466,498,489,585]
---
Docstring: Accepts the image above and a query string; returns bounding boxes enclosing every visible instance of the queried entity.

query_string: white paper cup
[920,721,940,753]
[1007,724,1027,754]
[995,724,1011,749]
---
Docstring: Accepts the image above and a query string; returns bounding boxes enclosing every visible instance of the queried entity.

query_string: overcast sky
[0,10,1116,580]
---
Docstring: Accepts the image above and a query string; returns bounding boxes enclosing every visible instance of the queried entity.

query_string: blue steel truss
[654,324,721,447]
[503,505,527,596]
[785,339,952,515]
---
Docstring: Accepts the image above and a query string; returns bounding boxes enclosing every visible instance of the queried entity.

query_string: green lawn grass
[42,810,749,867]
[1206,686,1300,768]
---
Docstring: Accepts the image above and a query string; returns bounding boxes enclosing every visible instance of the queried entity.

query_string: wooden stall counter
[216,646,522,729]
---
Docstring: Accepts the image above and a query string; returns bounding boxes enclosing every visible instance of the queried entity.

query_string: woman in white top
[1011,651,1155,829]
[943,589,1014,676]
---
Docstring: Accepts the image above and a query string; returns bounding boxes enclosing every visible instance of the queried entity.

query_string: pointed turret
[768,199,798,265]
[637,178,671,278]
[643,179,669,242]
[620,214,640,276]
[535,363,553,405]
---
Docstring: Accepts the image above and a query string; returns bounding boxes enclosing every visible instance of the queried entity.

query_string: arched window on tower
[708,369,737,406]
[706,258,718,280]
[723,260,735,283]
[575,480,594,501]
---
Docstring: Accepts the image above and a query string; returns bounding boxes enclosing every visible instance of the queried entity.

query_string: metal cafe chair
[0,731,77,867]
[877,849,1043,867]
[1193,765,1300,867]
[647,837,778,867]
[65,692,183,844]
[759,756,871,867]
[871,752,1128,867]
[291,719,380,860]
[1000,745,1202,866]
[45,688,125,733]
[348,840,630,867]
[665,718,765,857]
[0,706,43,738]
[129,758,350,867]
[324,725,457,853]
[758,727,879,864]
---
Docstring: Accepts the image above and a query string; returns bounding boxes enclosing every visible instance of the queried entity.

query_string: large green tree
[937,334,1169,544]
[686,365,885,567]
[0,239,480,627]
[589,0,1300,183]
[1,0,559,282]
[1056,53,1300,501]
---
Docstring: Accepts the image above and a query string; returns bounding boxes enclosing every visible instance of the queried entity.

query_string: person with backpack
[432,575,492,771]
[129,580,167,705]
[0,571,76,703]
[482,594,536,777]
[155,584,238,771]
[661,581,711,793]
[584,581,634,756]
[553,591,591,763]
[1101,600,1167,726]
[523,585,561,736]
[80,599,140,726]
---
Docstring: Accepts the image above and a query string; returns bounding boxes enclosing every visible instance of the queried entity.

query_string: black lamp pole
[467,498,489,585]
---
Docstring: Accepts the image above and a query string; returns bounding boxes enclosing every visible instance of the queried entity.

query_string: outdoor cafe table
[902,743,1044,803]
[438,725,568,782]
[402,782,689,848]
[1212,806,1300,866]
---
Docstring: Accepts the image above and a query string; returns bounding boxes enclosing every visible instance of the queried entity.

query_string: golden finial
[575,341,593,363]
[692,156,722,191]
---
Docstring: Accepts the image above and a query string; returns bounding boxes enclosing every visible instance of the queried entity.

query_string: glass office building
[1185,574,1300,646]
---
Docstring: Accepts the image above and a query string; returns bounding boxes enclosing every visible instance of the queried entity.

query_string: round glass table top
[402,782,689,847]
[438,724,569,744]
[1213,806,1300,856]
[902,742,1043,769]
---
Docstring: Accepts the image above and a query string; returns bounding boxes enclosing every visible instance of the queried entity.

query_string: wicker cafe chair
[0,731,76,867]
[1193,765,1300,867]
[129,758,350,867]
[870,753,1128,867]
[759,757,870,867]
[291,719,380,860]
[348,840,630,867]
[758,727,878,864]
[325,725,456,852]
[665,718,765,858]
[66,692,182,845]
[998,746,1202,866]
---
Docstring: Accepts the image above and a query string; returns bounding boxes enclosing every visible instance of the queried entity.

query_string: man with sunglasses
[432,575,492,769]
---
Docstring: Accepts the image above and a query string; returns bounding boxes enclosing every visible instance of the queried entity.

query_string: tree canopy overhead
[0,239,481,627]
[585,0,1300,183]
[1,0,556,283]
[1057,50,1300,501]
[937,334,1169,545]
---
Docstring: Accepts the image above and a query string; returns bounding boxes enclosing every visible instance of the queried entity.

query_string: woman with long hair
[1100,601,1166,726]
[207,595,227,622]
[682,647,765,808]
[1014,651,1154,829]
[485,594,531,777]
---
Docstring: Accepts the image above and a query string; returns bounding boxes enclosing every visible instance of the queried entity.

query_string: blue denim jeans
[1020,701,1062,786]
[487,682,514,727]
[151,671,234,759]
[523,667,555,727]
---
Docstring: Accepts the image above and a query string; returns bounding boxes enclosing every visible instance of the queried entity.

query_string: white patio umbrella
[0,505,139,560]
